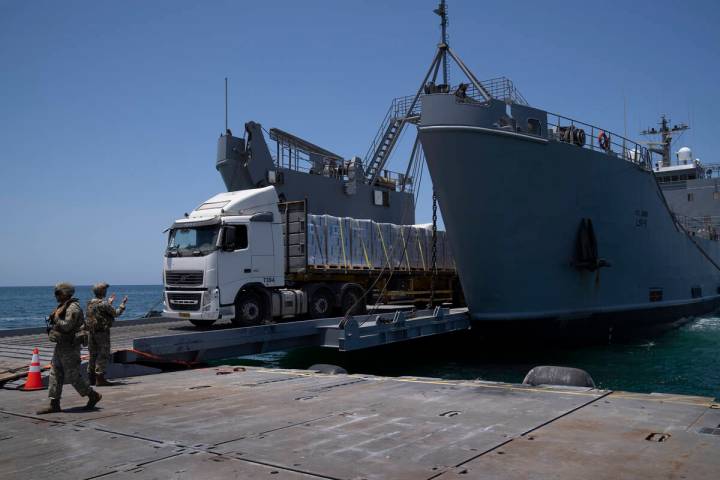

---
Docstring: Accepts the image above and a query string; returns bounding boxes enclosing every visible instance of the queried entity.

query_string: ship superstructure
[216,121,417,224]
[640,117,720,241]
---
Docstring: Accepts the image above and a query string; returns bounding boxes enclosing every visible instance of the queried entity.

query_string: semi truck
[162,186,462,326]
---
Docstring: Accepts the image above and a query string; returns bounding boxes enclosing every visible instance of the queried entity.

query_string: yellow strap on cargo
[400,228,410,270]
[357,220,372,268]
[417,230,426,270]
[339,220,348,269]
[377,223,390,268]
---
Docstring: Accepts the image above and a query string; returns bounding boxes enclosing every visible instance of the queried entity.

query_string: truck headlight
[202,289,219,311]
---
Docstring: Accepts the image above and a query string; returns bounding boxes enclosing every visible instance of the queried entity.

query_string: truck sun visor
[170,217,222,230]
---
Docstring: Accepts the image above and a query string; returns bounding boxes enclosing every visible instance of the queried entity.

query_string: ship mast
[363,1,493,186]
[435,0,449,85]
[641,115,689,167]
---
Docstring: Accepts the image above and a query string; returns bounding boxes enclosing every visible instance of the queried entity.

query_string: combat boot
[95,374,117,387]
[87,371,96,386]
[85,389,102,410]
[36,399,61,415]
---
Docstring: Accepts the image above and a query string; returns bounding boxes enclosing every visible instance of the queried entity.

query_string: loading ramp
[124,307,470,363]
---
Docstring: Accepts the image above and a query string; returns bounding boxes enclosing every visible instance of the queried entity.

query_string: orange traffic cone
[22,347,44,391]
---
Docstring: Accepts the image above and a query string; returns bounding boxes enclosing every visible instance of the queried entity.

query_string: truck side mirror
[223,226,236,251]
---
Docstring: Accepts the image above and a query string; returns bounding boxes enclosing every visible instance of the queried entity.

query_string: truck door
[248,220,278,285]
[217,224,251,306]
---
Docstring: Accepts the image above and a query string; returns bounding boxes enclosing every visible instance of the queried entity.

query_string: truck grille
[167,292,202,311]
[165,270,204,286]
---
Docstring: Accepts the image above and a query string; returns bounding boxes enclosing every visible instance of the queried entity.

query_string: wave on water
[687,315,720,332]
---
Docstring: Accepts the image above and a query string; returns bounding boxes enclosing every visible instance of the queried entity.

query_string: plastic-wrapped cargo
[341,217,354,267]
[305,213,455,271]
[325,215,344,267]
[349,219,373,268]
[373,223,392,269]
[389,224,407,269]
[307,215,326,266]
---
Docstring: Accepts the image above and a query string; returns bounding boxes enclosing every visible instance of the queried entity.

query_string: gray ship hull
[418,95,720,330]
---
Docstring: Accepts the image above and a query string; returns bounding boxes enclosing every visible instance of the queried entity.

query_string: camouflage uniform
[86,297,125,376]
[47,298,92,400]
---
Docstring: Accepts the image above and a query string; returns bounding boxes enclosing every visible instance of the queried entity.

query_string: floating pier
[1,365,718,479]
[0,307,470,381]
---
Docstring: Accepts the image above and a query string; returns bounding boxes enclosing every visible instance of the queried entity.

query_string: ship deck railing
[546,112,660,170]
[364,78,528,172]
[270,152,414,194]
[674,214,720,241]
[698,162,720,179]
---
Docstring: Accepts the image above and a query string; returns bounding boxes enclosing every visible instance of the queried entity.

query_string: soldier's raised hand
[108,293,116,304]
[121,296,128,305]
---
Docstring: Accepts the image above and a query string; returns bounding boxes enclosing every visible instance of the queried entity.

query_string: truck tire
[190,320,216,328]
[233,292,264,327]
[341,288,366,316]
[309,289,333,319]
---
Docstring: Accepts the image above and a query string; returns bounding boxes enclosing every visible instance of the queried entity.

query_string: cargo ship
[406,2,720,336]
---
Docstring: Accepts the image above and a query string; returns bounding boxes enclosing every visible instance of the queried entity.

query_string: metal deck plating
[1,366,718,479]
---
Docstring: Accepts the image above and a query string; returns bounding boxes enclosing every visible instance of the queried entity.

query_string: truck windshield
[166,226,219,256]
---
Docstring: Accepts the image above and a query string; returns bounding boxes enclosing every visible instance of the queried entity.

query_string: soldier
[86,282,127,386]
[37,282,102,414]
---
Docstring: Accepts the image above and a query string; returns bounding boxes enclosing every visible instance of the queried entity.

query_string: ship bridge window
[527,118,542,136]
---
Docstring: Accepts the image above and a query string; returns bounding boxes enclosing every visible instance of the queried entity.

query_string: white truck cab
[163,187,287,326]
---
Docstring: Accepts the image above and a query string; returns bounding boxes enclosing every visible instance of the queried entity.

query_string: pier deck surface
[1,366,718,479]
[0,317,190,378]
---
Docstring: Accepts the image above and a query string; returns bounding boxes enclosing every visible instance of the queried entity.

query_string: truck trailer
[162,186,461,326]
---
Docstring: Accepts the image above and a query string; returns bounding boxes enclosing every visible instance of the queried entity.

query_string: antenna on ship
[224,77,229,134]
[363,1,494,187]
[641,115,689,167]
[434,0,449,85]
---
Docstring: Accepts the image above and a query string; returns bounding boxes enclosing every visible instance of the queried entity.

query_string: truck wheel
[341,288,366,316]
[233,293,264,327]
[309,289,333,319]
[190,320,216,328]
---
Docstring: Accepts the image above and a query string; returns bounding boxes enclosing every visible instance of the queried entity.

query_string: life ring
[598,131,610,151]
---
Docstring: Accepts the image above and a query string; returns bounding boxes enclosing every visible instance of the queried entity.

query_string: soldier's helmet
[92,282,110,296]
[54,282,75,296]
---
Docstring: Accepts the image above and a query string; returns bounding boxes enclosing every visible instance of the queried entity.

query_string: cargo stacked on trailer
[163,186,462,327]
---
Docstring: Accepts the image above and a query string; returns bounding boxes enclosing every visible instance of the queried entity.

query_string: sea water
[2,285,717,399]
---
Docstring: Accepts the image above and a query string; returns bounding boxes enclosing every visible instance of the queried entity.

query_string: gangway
[124,307,470,363]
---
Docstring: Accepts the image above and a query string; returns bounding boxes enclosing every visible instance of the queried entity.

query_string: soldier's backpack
[86,299,113,332]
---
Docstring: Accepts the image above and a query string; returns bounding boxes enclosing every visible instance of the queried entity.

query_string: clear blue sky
[1,0,718,286]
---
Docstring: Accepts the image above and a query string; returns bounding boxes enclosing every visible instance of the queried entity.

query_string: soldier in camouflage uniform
[86,282,127,386]
[37,282,102,414]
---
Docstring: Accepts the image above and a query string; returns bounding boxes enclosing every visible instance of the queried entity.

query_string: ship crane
[362,0,493,188]
[640,115,689,168]
[362,0,501,307]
